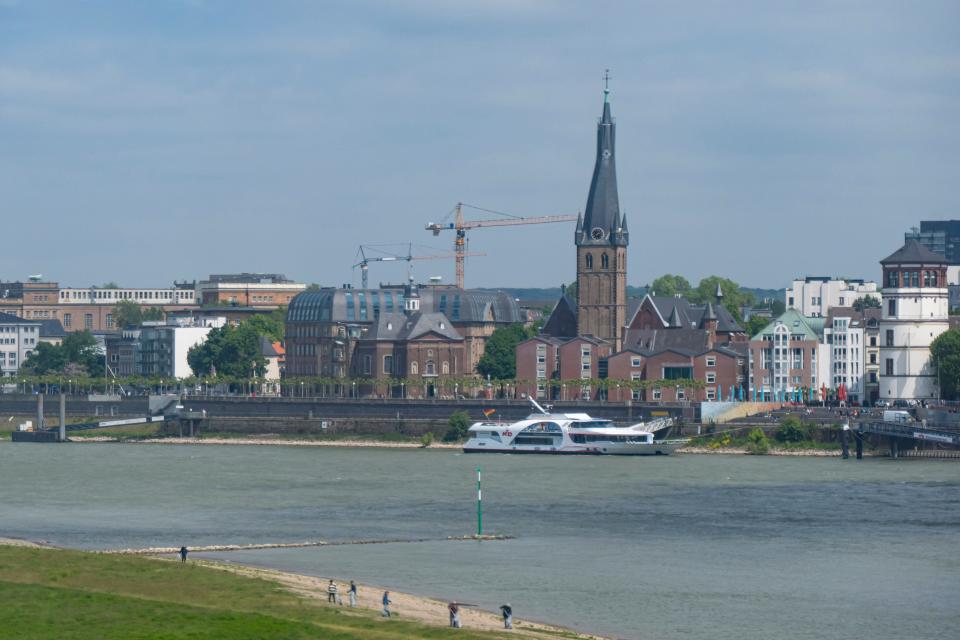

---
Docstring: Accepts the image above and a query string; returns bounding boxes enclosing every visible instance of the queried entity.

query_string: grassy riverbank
[0,545,589,639]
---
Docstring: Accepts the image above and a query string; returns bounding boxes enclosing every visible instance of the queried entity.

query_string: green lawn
[0,546,524,639]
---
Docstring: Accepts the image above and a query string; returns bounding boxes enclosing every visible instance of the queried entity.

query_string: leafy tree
[689,276,755,321]
[242,307,286,343]
[770,299,786,315]
[775,416,812,443]
[744,315,770,338]
[187,323,266,378]
[562,281,578,303]
[19,342,68,375]
[476,324,530,379]
[745,427,770,455]
[20,330,103,375]
[931,328,960,400]
[102,282,120,289]
[649,274,692,298]
[112,300,163,329]
[443,410,472,442]
[852,296,881,311]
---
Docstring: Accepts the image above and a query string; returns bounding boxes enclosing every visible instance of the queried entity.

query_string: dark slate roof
[642,295,743,333]
[38,319,66,338]
[577,89,627,248]
[541,295,578,338]
[286,287,523,325]
[362,311,462,342]
[259,336,282,357]
[0,311,38,325]
[880,240,947,265]
[621,328,742,359]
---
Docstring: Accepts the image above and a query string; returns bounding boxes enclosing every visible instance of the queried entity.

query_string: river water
[1,442,957,639]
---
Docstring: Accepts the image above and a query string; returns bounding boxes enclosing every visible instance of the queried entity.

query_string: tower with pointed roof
[576,72,629,350]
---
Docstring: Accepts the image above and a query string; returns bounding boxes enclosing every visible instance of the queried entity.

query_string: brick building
[515,335,610,400]
[196,274,305,307]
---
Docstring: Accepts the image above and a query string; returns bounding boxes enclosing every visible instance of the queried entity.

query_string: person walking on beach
[499,603,513,629]
[327,580,338,604]
[448,601,461,628]
[348,580,357,607]
[381,591,392,617]
[178,546,188,563]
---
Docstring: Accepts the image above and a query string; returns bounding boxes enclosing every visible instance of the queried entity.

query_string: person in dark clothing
[179,546,188,563]
[499,603,513,629]
[348,580,357,607]
[381,591,392,617]
[448,601,461,628]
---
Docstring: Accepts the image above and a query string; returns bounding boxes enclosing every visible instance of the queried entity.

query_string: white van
[882,410,912,424]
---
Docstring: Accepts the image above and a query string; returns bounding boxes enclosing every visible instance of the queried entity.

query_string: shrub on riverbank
[443,410,472,442]
[745,428,770,455]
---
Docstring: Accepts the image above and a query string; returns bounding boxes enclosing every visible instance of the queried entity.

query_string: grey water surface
[1,442,957,639]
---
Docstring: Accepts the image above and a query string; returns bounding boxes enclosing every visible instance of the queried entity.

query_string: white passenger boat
[463,398,688,456]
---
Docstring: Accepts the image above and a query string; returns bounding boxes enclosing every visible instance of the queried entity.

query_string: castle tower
[576,74,629,350]
[879,240,949,401]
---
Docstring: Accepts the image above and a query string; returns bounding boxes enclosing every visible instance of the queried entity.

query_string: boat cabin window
[520,422,563,434]
[512,435,556,446]
[570,434,652,444]
[571,421,613,429]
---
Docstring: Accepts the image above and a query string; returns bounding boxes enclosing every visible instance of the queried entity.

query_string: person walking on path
[348,580,357,607]
[499,603,513,629]
[448,601,461,628]
[381,591,392,617]
[178,546,188,563]
[327,580,338,604]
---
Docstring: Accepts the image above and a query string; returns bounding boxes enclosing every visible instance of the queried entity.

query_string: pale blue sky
[2,1,958,289]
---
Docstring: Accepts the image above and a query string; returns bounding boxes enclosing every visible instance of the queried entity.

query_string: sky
[1,1,958,290]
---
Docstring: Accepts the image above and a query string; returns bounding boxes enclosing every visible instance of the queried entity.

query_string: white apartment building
[822,311,866,403]
[785,277,880,317]
[0,312,41,376]
[135,317,225,379]
[879,241,949,401]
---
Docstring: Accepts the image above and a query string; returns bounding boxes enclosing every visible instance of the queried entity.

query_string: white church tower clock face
[591,227,605,240]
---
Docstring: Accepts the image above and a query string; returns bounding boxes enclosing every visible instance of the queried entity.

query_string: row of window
[0,326,36,333]
[887,270,939,288]
[583,253,615,270]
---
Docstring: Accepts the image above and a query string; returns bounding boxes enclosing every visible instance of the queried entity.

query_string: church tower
[576,74,629,350]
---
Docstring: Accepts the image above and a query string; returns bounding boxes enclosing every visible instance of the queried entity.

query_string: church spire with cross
[575,70,630,350]
[578,69,627,248]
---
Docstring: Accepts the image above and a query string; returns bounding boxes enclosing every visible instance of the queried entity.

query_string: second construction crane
[353,244,484,289]
[426,202,578,288]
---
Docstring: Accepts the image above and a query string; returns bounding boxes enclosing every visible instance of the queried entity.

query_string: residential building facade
[879,241,949,401]
[197,273,305,307]
[785,277,880,317]
[134,318,223,379]
[749,310,825,401]
[0,312,41,377]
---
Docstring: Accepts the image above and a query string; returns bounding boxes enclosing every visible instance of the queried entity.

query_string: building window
[662,366,692,380]
[885,330,894,347]
[888,299,896,317]
[442,361,449,375]
[631,357,641,367]
[601,253,609,269]
[869,353,876,364]
[706,372,716,384]
[909,271,919,287]
[64,314,72,328]
[887,271,898,288]
[706,388,716,400]
[363,355,371,375]
[410,361,418,375]
[425,361,435,375]
[706,356,716,367]
[677,388,685,401]
[652,388,661,401]
[84,314,93,329]
[885,358,894,376]
[585,254,593,270]
[383,355,393,375]
[106,313,114,329]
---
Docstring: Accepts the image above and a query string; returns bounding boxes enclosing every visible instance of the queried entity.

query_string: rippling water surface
[1,442,957,639]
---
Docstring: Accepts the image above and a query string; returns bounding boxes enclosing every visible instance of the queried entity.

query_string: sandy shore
[0,537,603,638]
[194,557,607,639]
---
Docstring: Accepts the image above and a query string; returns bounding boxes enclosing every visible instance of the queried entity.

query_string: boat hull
[462,440,686,456]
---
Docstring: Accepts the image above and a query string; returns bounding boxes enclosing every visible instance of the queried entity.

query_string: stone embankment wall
[166,416,447,438]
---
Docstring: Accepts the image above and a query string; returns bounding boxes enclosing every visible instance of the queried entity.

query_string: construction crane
[352,244,484,288]
[426,202,578,289]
